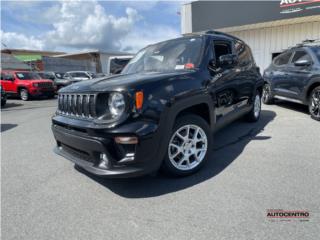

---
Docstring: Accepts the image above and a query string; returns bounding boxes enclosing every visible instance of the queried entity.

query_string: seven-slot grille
[58,93,97,118]
[38,82,54,88]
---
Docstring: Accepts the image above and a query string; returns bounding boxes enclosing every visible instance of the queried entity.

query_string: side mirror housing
[219,54,238,68]
[294,59,311,67]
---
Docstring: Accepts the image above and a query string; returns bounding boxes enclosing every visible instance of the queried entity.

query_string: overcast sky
[1,0,184,53]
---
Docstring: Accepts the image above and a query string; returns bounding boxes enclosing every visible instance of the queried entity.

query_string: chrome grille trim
[57,93,97,119]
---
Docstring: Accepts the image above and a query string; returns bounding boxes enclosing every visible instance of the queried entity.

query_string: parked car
[38,71,68,90]
[63,71,97,83]
[51,31,263,178]
[0,70,55,100]
[263,40,320,121]
[1,85,7,107]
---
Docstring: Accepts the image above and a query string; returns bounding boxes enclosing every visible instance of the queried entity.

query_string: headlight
[108,92,125,118]
[33,83,39,87]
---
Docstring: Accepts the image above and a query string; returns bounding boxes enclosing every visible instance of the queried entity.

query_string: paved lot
[1,97,319,240]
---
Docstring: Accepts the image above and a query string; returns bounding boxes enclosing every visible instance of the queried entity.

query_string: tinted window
[311,47,320,61]
[235,41,252,66]
[291,50,312,63]
[15,72,41,80]
[1,73,14,80]
[70,72,89,78]
[274,52,292,66]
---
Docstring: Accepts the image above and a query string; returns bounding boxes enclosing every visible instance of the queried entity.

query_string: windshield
[311,47,320,61]
[15,72,41,80]
[122,37,204,74]
[69,72,90,78]
[54,73,64,79]
[38,72,55,80]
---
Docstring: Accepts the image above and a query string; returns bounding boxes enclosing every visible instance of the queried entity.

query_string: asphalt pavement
[1,97,319,240]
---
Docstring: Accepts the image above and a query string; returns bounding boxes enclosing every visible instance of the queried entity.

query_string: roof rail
[204,30,242,41]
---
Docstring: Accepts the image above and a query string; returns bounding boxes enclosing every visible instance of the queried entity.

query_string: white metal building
[181,1,320,72]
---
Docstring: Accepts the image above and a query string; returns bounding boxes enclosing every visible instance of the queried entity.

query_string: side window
[1,73,14,80]
[273,52,292,66]
[235,41,252,66]
[213,40,232,63]
[291,50,312,63]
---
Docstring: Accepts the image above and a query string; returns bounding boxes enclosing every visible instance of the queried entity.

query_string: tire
[162,114,213,177]
[262,83,274,105]
[309,86,320,121]
[1,100,6,107]
[20,88,29,101]
[245,91,261,122]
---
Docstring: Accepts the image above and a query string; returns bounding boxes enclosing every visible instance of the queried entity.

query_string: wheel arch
[306,81,320,102]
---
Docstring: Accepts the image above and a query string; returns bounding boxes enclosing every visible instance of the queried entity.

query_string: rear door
[234,41,257,104]
[285,49,313,100]
[271,51,293,97]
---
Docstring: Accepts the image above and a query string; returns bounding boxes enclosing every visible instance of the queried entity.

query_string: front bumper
[30,88,55,96]
[52,116,164,178]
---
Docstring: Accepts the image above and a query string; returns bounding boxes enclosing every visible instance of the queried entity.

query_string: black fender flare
[153,93,215,169]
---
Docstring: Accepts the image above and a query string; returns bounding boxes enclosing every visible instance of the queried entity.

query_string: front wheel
[162,114,212,177]
[20,89,29,101]
[309,86,320,121]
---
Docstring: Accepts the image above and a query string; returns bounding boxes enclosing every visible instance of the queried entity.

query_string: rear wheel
[20,89,29,101]
[245,92,261,122]
[262,83,274,104]
[162,114,212,177]
[309,86,320,121]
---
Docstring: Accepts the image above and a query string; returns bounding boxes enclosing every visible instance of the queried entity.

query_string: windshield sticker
[184,63,195,69]
[175,65,185,70]
[17,73,24,78]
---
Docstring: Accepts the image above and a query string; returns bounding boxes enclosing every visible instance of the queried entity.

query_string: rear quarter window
[273,51,292,66]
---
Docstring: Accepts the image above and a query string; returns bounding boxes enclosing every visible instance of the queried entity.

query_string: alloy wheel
[168,124,208,171]
[310,89,320,118]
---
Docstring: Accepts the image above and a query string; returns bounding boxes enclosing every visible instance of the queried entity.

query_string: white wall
[227,21,320,72]
[181,3,192,34]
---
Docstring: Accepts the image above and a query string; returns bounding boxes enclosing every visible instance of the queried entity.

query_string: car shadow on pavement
[274,100,309,115]
[1,124,18,132]
[76,110,276,198]
[1,102,23,109]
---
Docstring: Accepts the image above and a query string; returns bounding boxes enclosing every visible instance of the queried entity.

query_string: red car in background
[0,70,55,101]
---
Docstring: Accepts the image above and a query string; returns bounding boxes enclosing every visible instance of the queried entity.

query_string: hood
[59,71,193,93]
[29,79,53,83]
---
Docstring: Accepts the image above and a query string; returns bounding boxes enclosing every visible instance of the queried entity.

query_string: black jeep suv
[263,41,320,121]
[51,31,263,178]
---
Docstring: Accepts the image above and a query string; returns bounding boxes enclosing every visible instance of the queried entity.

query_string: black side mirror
[219,54,238,68]
[294,59,311,67]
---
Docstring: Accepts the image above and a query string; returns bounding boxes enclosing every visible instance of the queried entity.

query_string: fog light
[114,136,138,144]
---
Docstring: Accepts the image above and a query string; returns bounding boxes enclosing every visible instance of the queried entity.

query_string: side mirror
[294,59,311,67]
[219,54,238,68]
